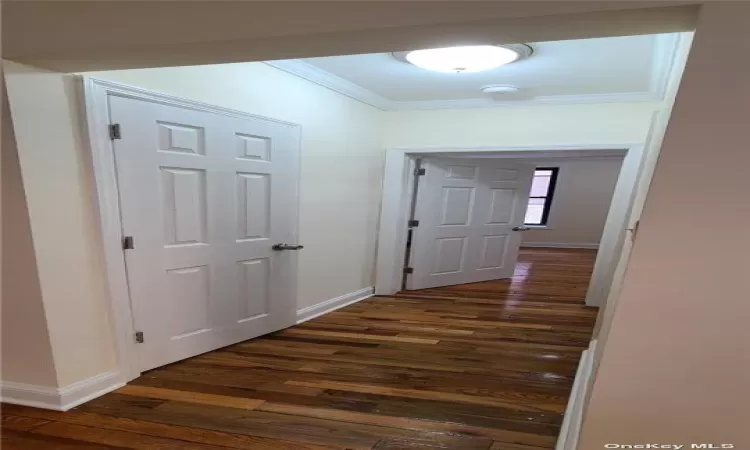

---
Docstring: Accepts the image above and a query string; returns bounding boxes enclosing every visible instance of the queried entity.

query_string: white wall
[4,61,117,388]
[384,102,661,149]
[580,3,750,446]
[85,63,384,311]
[522,157,623,247]
[1,83,58,387]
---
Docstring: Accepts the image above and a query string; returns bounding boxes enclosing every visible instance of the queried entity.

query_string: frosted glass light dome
[404,45,522,73]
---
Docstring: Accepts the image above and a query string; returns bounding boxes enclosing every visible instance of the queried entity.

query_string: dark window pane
[525,168,558,225]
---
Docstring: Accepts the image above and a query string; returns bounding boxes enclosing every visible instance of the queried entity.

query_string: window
[524,167,559,225]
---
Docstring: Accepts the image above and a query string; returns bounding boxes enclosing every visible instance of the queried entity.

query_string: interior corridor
[2,248,598,450]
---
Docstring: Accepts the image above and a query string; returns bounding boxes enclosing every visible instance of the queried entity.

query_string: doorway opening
[397,153,624,299]
[376,146,632,308]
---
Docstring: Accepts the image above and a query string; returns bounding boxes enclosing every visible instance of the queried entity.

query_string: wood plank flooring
[2,248,599,450]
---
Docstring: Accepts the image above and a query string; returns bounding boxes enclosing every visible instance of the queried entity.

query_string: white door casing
[407,158,535,290]
[110,95,300,372]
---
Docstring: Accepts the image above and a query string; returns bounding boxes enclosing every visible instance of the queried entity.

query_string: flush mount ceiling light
[393,44,532,73]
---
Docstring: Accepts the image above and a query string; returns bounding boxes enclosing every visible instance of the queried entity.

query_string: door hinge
[415,168,426,176]
[403,267,414,274]
[122,236,134,250]
[408,219,419,228]
[135,331,144,344]
[629,220,640,242]
[109,123,122,140]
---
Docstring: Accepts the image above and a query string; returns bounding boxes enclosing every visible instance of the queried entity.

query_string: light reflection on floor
[511,261,533,288]
[427,249,597,315]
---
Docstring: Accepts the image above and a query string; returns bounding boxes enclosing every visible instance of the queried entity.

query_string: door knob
[512,226,531,231]
[272,243,304,251]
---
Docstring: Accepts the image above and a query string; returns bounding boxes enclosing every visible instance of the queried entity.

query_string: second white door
[407,158,535,290]
[110,94,301,372]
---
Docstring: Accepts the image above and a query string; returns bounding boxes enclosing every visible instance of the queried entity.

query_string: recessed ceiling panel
[294,34,667,104]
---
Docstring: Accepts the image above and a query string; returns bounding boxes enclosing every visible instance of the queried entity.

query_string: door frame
[374,143,645,305]
[79,77,302,383]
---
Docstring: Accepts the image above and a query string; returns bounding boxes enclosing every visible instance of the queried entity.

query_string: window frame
[525,167,559,226]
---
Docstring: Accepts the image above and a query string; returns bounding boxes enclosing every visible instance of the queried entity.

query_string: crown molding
[386,92,661,111]
[266,34,681,111]
[265,59,391,110]
[649,32,682,99]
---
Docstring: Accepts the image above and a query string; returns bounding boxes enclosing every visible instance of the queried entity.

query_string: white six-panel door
[110,95,300,372]
[407,158,535,290]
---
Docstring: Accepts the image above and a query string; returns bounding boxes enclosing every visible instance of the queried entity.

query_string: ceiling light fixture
[393,44,532,73]
[481,85,520,94]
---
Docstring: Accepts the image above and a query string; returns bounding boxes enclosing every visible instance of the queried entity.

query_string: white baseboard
[522,242,600,249]
[1,371,124,411]
[297,286,374,324]
[0,381,60,410]
[556,340,597,450]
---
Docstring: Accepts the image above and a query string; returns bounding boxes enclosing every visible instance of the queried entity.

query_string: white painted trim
[59,372,125,410]
[264,34,683,111]
[522,242,600,249]
[265,60,391,110]
[556,340,596,450]
[388,92,660,111]
[438,150,627,160]
[0,382,60,410]
[82,78,299,127]
[79,77,302,383]
[585,137,649,308]
[297,287,375,324]
[374,151,417,296]
[374,144,642,296]
[1,371,124,411]
[649,33,682,100]
[79,77,141,383]
[395,143,637,154]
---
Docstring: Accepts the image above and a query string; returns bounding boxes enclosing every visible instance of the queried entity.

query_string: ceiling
[266,33,681,111]
[5,2,696,72]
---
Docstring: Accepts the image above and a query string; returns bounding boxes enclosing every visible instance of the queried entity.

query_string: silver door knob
[272,243,304,251]
[512,226,531,231]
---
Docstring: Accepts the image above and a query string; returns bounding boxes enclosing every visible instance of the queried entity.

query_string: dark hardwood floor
[2,248,598,450]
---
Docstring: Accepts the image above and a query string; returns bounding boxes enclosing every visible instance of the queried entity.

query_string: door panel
[236,173,270,240]
[238,258,270,320]
[441,187,474,225]
[434,237,467,274]
[487,189,515,224]
[479,235,508,269]
[407,158,534,290]
[110,95,299,372]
